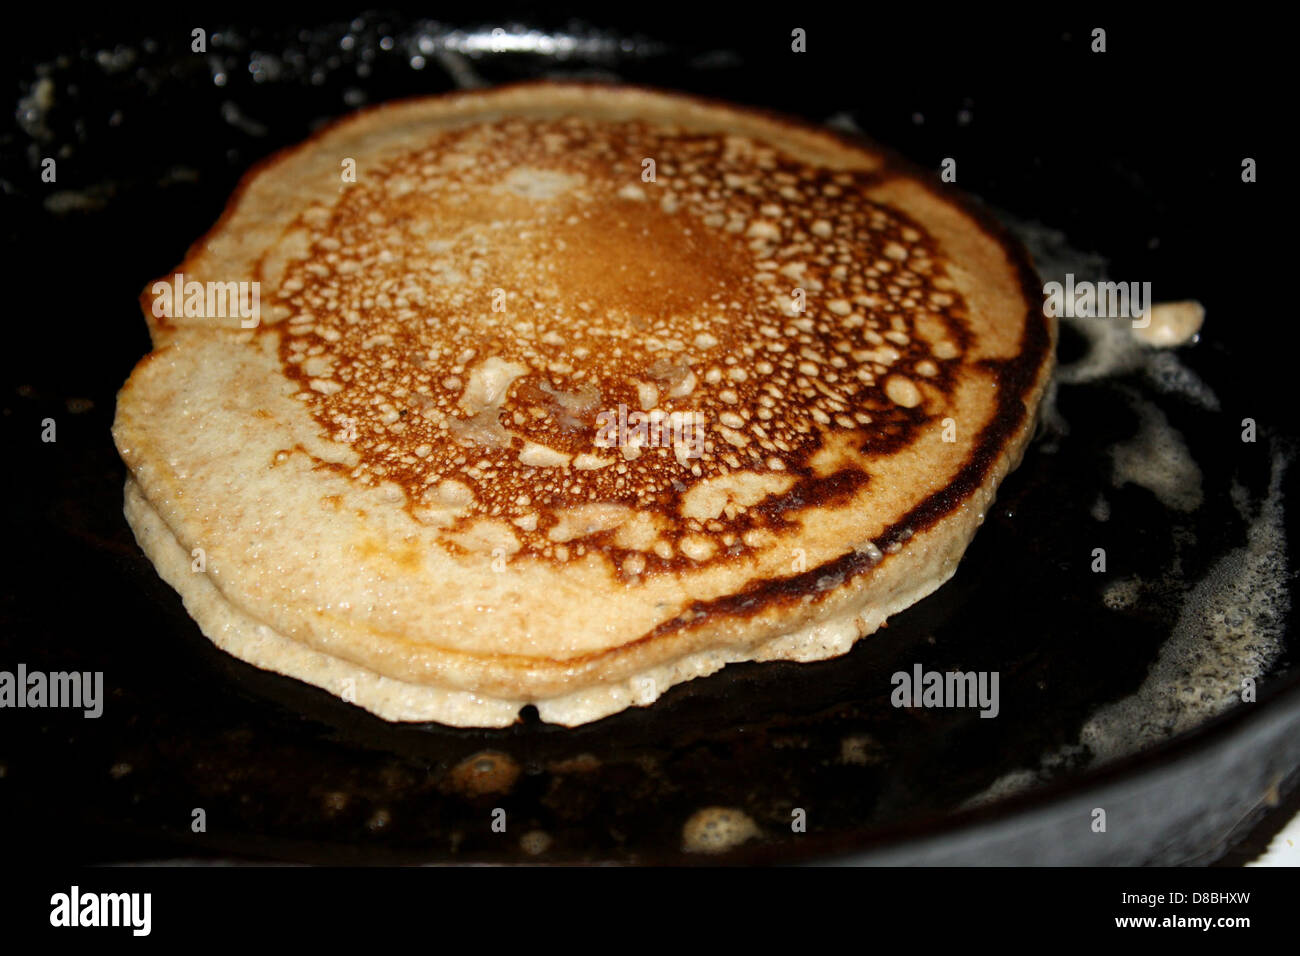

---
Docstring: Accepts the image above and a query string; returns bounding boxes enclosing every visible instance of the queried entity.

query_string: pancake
[113,82,1055,727]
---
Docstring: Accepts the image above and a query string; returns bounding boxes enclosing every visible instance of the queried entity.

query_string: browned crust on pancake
[120,82,1054,716]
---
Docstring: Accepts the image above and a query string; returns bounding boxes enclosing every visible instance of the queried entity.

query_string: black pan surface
[0,9,1292,864]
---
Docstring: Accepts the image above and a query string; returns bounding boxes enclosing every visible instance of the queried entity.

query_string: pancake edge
[119,81,1056,725]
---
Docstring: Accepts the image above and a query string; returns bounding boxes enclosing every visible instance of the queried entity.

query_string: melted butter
[963,215,1292,806]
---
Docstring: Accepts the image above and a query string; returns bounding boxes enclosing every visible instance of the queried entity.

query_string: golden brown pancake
[113,82,1055,726]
